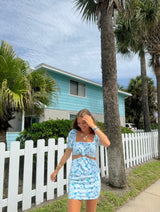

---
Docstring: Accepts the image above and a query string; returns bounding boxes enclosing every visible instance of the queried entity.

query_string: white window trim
[69,79,86,98]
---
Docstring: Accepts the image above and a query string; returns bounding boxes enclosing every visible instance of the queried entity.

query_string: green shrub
[121,126,134,134]
[97,122,133,134]
[16,119,73,148]
[17,119,133,148]
[151,123,158,129]
[96,121,105,132]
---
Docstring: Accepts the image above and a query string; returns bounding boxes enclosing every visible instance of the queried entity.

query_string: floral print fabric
[67,129,101,200]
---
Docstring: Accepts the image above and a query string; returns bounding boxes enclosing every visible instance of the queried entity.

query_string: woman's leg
[68,199,82,212]
[85,199,98,212]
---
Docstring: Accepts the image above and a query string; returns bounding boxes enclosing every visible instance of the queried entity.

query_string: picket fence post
[100,145,105,177]
[134,133,139,165]
[57,138,65,197]
[47,138,55,201]
[22,140,34,211]
[125,134,129,168]
[36,139,45,205]
[8,142,20,212]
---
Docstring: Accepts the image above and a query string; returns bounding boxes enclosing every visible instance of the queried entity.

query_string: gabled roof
[35,63,131,97]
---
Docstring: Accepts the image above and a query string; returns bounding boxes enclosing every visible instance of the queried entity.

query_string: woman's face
[77,117,89,132]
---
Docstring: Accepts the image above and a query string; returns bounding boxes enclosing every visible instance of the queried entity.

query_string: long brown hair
[73,109,96,131]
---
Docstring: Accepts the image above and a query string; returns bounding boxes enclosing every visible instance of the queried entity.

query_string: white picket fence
[0,132,158,212]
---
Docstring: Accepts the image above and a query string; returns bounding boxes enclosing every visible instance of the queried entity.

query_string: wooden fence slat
[143,134,146,161]
[0,143,5,212]
[105,147,108,176]
[146,133,149,160]
[148,133,151,159]
[137,133,141,164]
[36,139,45,205]
[152,132,155,157]
[122,135,125,164]
[151,133,154,157]
[145,133,147,160]
[100,145,105,177]
[132,134,136,166]
[153,132,157,157]
[66,143,72,193]
[125,134,129,168]
[57,138,65,197]
[8,142,20,212]
[144,133,147,161]
[143,133,146,161]
[140,133,143,163]
[154,132,158,157]
[135,134,138,165]
[47,139,55,200]
[128,134,132,167]
[22,140,34,211]
[149,133,151,159]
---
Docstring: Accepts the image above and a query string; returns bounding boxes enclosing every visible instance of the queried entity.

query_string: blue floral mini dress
[67,129,101,200]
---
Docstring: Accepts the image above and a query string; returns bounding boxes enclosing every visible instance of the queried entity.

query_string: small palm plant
[0,40,59,146]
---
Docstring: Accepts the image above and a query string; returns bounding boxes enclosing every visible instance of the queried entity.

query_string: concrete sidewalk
[116,179,160,212]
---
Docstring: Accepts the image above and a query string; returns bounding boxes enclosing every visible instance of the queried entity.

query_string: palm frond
[73,0,97,23]
[25,69,60,115]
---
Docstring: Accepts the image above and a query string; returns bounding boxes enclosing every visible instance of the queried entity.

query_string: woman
[50,109,110,212]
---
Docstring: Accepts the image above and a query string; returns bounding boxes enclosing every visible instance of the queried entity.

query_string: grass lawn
[29,160,160,212]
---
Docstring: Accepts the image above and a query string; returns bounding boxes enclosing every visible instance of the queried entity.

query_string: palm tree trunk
[100,3,126,187]
[140,54,151,132]
[155,69,160,160]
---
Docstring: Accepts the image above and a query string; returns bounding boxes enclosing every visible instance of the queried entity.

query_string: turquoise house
[7,63,131,149]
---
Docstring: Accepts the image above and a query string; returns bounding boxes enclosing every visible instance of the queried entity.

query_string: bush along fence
[0,131,158,212]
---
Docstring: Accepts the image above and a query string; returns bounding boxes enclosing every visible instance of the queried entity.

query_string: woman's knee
[68,199,82,212]
[86,199,98,212]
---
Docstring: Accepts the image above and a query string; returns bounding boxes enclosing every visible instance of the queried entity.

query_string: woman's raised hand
[82,115,96,129]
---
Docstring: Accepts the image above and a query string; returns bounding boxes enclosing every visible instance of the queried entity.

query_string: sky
[0,0,156,88]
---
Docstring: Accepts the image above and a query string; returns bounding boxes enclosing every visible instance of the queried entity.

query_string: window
[70,80,86,97]
[25,116,39,129]
[70,114,76,120]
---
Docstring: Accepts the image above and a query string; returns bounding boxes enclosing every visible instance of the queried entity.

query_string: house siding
[41,109,104,123]
[119,93,126,117]
[7,132,20,150]
[47,70,103,114]
[47,69,127,118]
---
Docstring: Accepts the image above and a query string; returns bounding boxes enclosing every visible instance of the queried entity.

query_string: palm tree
[127,0,160,158]
[0,40,59,147]
[126,76,157,129]
[114,0,156,132]
[74,0,126,187]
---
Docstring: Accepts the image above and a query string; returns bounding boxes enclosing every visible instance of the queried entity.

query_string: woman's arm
[93,127,110,147]
[50,148,72,182]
